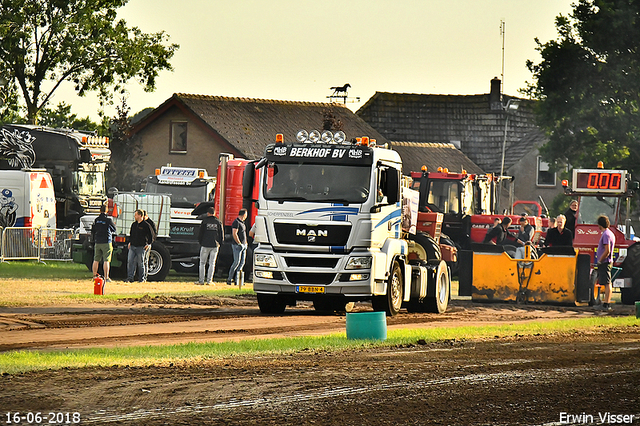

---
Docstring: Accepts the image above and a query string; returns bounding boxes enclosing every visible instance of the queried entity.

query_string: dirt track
[1,296,639,425]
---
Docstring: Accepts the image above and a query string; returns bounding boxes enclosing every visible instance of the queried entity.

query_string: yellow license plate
[296,286,325,294]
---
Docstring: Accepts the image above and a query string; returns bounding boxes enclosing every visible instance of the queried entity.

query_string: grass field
[0,316,637,374]
[0,260,251,306]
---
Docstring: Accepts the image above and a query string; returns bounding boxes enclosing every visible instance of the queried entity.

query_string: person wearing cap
[92,203,116,282]
[483,217,512,245]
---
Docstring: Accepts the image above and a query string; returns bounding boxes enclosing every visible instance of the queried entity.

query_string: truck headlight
[255,254,277,268]
[346,256,372,270]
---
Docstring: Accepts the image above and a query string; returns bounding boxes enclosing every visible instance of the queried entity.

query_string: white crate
[113,193,171,237]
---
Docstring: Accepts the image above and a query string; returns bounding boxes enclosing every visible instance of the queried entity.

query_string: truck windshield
[76,171,105,196]
[146,181,208,206]
[578,196,618,225]
[264,163,371,203]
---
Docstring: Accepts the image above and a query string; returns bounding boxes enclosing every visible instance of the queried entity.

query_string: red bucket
[94,276,105,295]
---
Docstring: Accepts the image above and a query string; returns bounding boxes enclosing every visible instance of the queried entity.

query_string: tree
[526,0,640,175]
[106,98,145,191]
[39,102,100,131]
[0,0,178,124]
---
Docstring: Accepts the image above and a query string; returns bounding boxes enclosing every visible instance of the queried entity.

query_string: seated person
[544,214,573,247]
[483,217,513,245]
[514,216,536,259]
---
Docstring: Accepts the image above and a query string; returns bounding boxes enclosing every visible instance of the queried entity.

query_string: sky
[51,0,575,120]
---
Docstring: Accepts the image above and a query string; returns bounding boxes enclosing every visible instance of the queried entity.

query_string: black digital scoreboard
[572,169,627,194]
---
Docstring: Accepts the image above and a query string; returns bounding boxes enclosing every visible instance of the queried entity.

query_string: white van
[0,170,57,229]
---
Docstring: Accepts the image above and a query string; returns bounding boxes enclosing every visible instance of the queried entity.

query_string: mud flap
[575,254,591,303]
[458,249,473,296]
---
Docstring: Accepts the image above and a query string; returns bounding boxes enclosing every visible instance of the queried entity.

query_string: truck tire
[408,232,441,261]
[621,242,640,305]
[424,260,450,313]
[372,261,403,316]
[173,262,198,274]
[147,242,171,282]
[257,293,287,314]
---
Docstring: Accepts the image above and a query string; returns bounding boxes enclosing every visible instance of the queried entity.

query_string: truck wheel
[424,260,450,313]
[173,262,198,274]
[147,242,171,282]
[257,293,287,314]
[372,261,403,316]
[408,232,441,261]
[621,242,640,305]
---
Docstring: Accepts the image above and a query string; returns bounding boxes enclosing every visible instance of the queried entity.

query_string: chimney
[490,77,502,111]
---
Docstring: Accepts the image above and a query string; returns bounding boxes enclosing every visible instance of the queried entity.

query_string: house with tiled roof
[393,142,484,175]
[130,94,391,179]
[356,79,562,213]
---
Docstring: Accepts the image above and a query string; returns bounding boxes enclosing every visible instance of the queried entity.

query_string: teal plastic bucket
[346,311,387,340]
[636,301,640,319]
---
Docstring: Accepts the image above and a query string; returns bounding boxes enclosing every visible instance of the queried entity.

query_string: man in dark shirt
[92,203,117,282]
[564,200,578,237]
[197,207,224,285]
[127,209,155,282]
[483,217,512,245]
[142,210,157,282]
[544,214,573,247]
[227,209,248,285]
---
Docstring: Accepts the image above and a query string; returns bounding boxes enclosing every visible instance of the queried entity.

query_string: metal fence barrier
[0,227,75,262]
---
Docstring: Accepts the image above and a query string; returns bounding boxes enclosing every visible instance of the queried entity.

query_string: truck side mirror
[386,169,400,204]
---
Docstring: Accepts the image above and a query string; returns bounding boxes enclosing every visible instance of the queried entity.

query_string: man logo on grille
[296,228,328,243]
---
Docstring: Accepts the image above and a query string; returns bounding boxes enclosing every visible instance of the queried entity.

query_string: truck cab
[252,131,450,316]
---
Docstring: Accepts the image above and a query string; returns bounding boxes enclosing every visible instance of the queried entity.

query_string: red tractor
[562,164,640,305]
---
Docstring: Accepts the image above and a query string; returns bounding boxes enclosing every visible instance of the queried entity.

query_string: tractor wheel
[621,243,640,305]
[372,261,403,316]
[408,232,441,262]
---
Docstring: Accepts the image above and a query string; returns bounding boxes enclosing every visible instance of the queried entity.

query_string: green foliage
[0,0,178,124]
[38,102,100,131]
[106,98,145,190]
[526,0,640,176]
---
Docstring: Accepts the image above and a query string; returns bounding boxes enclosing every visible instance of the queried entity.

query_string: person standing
[544,214,573,247]
[564,200,578,237]
[127,209,154,283]
[142,210,157,282]
[227,208,248,285]
[92,203,117,282]
[596,215,615,311]
[197,207,224,285]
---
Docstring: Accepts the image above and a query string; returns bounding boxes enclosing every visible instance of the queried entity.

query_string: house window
[170,121,187,153]
[537,156,556,186]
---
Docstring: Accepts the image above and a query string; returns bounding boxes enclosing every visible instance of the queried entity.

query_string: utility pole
[500,20,506,93]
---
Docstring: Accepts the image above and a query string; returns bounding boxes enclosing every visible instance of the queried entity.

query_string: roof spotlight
[334,131,346,144]
[308,130,321,143]
[296,130,308,143]
[321,131,333,143]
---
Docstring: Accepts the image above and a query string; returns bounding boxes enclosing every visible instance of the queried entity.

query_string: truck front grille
[285,272,336,285]
[284,257,339,268]
[274,223,350,246]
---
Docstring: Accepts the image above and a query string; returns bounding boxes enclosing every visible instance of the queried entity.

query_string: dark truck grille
[285,272,336,285]
[274,223,350,246]
[284,257,339,268]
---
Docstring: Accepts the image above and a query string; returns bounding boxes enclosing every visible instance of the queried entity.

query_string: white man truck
[251,131,450,316]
